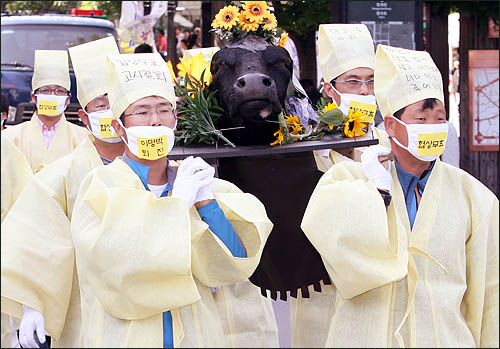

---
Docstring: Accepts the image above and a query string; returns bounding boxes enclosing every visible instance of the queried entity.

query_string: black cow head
[210,35,293,145]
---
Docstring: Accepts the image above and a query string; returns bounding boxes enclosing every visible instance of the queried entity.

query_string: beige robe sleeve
[189,178,273,287]
[462,196,499,348]
[1,139,101,341]
[71,167,201,321]
[301,161,407,299]
[1,171,74,340]
[0,136,32,222]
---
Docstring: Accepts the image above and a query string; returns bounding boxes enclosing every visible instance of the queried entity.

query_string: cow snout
[234,73,275,91]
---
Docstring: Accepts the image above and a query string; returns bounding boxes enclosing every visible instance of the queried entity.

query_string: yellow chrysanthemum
[212,5,240,30]
[277,32,288,47]
[239,12,260,31]
[242,1,268,22]
[344,110,367,138]
[262,12,277,31]
[284,114,303,135]
[270,128,284,146]
[176,57,189,77]
[166,60,178,84]
[176,53,212,84]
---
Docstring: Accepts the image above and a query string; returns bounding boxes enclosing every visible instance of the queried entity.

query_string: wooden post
[330,0,346,23]
[166,1,178,69]
[459,14,499,196]
[201,0,213,47]
[425,2,449,117]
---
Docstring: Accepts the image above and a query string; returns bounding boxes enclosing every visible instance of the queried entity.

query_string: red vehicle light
[70,9,104,17]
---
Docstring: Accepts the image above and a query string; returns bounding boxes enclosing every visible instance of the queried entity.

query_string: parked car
[1,14,119,125]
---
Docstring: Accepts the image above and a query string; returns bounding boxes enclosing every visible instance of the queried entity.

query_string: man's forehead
[406,99,445,113]
[129,96,172,108]
[40,84,65,89]
[339,67,374,79]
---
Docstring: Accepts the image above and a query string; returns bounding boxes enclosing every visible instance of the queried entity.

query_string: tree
[272,0,331,88]
[4,1,79,14]
[80,1,122,22]
[3,1,122,22]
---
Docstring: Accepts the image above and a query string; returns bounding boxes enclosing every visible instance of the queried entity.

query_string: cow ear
[210,60,219,75]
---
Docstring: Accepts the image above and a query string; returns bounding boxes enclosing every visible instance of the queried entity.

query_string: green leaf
[319,108,346,126]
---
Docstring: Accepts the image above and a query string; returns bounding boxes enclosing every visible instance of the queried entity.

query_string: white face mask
[84,108,122,143]
[117,119,175,160]
[332,86,377,116]
[35,94,68,117]
[391,116,448,162]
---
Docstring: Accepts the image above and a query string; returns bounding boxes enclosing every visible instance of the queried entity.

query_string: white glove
[19,305,46,348]
[191,157,215,203]
[361,145,393,195]
[172,156,214,209]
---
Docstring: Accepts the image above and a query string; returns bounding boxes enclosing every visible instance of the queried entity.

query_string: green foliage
[3,1,122,21]
[211,25,277,45]
[428,1,499,24]
[319,108,345,127]
[4,1,79,14]
[174,72,235,148]
[80,1,122,21]
[272,0,331,39]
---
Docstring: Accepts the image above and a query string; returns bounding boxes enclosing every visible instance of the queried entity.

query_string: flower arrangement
[168,52,369,147]
[168,2,371,148]
[269,99,368,146]
[167,53,235,147]
[211,1,279,44]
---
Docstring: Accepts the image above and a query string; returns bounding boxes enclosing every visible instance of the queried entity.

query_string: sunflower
[239,12,260,31]
[323,102,339,130]
[344,110,367,138]
[242,1,268,22]
[277,32,288,47]
[212,5,240,30]
[284,114,303,135]
[270,128,284,146]
[261,12,277,31]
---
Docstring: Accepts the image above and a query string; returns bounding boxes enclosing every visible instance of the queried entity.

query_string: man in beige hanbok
[70,52,273,347]
[1,37,124,348]
[301,45,498,347]
[2,50,88,173]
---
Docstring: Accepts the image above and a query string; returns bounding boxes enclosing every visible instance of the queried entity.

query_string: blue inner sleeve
[198,200,246,258]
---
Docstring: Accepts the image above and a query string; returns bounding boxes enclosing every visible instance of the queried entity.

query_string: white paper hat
[32,50,70,91]
[318,24,375,82]
[374,44,444,117]
[106,53,176,119]
[69,36,119,109]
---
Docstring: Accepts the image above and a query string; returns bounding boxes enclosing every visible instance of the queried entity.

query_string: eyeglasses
[123,105,175,121]
[87,104,109,113]
[36,87,69,96]
[331,79,375,89]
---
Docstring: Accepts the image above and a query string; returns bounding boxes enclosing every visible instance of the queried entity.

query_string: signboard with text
[346,1,423,50]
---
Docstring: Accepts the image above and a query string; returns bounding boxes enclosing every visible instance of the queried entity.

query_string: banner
[119,1,167,50]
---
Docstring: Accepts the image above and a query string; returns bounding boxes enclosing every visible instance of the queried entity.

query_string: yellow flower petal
[262,12,277,31]
[270,128,284,146]
[239,12,261,31]
[242,1,268,22]
[343,111,367,138]
[212,5,240,30]
[277,32,288,47]
[166,60,178,84]
[323,102,338,113]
